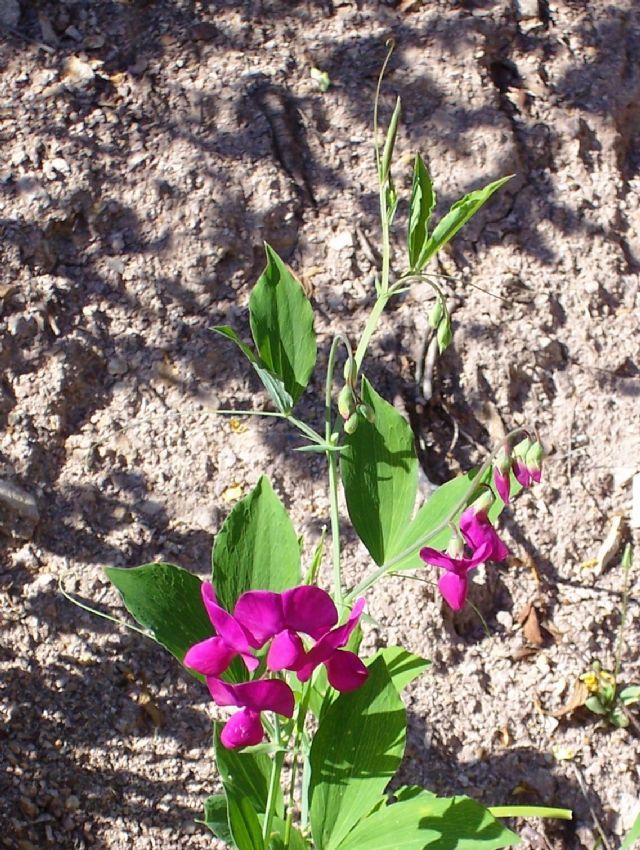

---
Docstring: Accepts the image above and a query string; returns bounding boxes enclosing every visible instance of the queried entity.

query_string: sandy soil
[1,1,640,848]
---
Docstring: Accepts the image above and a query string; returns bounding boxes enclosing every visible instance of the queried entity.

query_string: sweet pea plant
[101,56,571,850]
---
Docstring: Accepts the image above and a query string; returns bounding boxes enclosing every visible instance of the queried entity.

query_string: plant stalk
[325,335,346,604]
[263,716,284,844]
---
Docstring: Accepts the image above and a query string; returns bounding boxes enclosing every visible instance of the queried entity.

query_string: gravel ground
[1,1,640,848]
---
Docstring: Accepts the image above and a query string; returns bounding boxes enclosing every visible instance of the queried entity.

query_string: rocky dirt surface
[1,1,640,848]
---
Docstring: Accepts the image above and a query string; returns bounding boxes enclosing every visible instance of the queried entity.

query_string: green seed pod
[357,403,376,424]
[343,412,359,435]
[338,385,356,420]
[436,316,453,352]
[343,358,358,386]
[428,298,444,329]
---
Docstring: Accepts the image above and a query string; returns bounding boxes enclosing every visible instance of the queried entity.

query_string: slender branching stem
[325,335,349,603]
[283,683,312,849]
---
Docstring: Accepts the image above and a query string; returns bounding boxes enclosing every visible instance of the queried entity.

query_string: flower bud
[428,298,444,329]
[338,385,356,420]
[493,444,513,504]
[436,316,453,352]
[445,532,465,559]
[343,358,358,386]
[343,412,359,435]
[525,439,544,483]
[357,403,376,424]
[470,488,495,516]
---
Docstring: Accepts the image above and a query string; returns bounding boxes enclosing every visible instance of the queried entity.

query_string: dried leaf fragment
[517,601,545,646]
[548,679,589,718]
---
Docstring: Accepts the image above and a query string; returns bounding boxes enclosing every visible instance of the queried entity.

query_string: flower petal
[460,508,508,562]
[296,599,365,682]
[493,468,511,504]
[183,636,236,676]
[220,708,264,749]
[207,677,295,718]
[438,571,468,610]
[325,650,369,692]
[419,547,461,572]
[233,590,284,647]
[513,460,532,489]
[201,582,255,653]
[267,629,305,672]
[281,586,338,639]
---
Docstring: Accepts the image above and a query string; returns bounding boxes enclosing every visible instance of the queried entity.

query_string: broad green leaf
[212,475,301,611]
[335,793,520,850]
[104,563,211,665]
[308,656,406,850]
[620,685,640,706]
[373,646,430,692]
[622,810,640,850]
[200,795,232,844]
[215,721,283,819]
[213,325,293,413]
[407,154,436,271]
[420,175,512,268]
[341,378,417,565]
[249,244,316,406]
[227,794,264,850]
[388,473,474,571]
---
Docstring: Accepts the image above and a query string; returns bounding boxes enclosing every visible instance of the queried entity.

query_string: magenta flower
[208,678,295,749]
[296,598,368,691]
[234,585,340,673]
[460,503,508,563]
[420,539,492,610]
[183,582,259,676]
[512,436,544,488]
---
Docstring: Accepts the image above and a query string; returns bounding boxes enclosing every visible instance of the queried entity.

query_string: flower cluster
[420,436,544,610]
[184,582,367,748]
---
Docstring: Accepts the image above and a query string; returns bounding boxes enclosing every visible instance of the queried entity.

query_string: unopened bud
[338,385,356,420]
[428,298,444,329]
[470,488,495,516]
[436,316,453,352]
[357,403,376,424]
[445,532,464,558]
[513,436,532,460]
[343,358,358,386]
[525,439,544,483]
[344,412,359,435]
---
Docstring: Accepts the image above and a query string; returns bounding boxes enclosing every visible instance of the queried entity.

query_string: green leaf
[213,325,294,414]
[227,794,265,850]
[199,795,232,844]
[488,806,571,821]
[585,695,608,715]
[373,646,430,692]
[268,817,311,850]
[340,378,417,565]
[407,154,436,271]
[308,656,406,850]
[249,244,317,406]
[212,475,301,611]
[622,809,640,850]
[335,793,520,850]
[620,685,640,706]
[104,563,211,665]
[420,175,512,268]
[388,473,474,571]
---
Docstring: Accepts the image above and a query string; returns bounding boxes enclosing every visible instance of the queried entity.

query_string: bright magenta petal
[207,677,295,718]
[183,636,236,676]
[267,630,305,672]
[282,586,338,639]
[460,508,508,562]
[493,468,511,504]
[419,547,461,572]
[220,708,264,749]
[438,571,468,610]
[233,590,284,647]
[325,650,369,692]
[296,599,365,682]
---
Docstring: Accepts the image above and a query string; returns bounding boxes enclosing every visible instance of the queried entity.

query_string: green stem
[614,544,633,681]
[346,428,526,601]
[263,716,284,845]
[283,683,312,849]
[325,335,347,603]
[216,408,325,446]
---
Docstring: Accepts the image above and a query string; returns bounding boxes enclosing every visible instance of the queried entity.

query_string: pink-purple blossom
[420,539,492,610]
[185,583,369,747]
[208,678,295,749]
[459,502,509,563]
